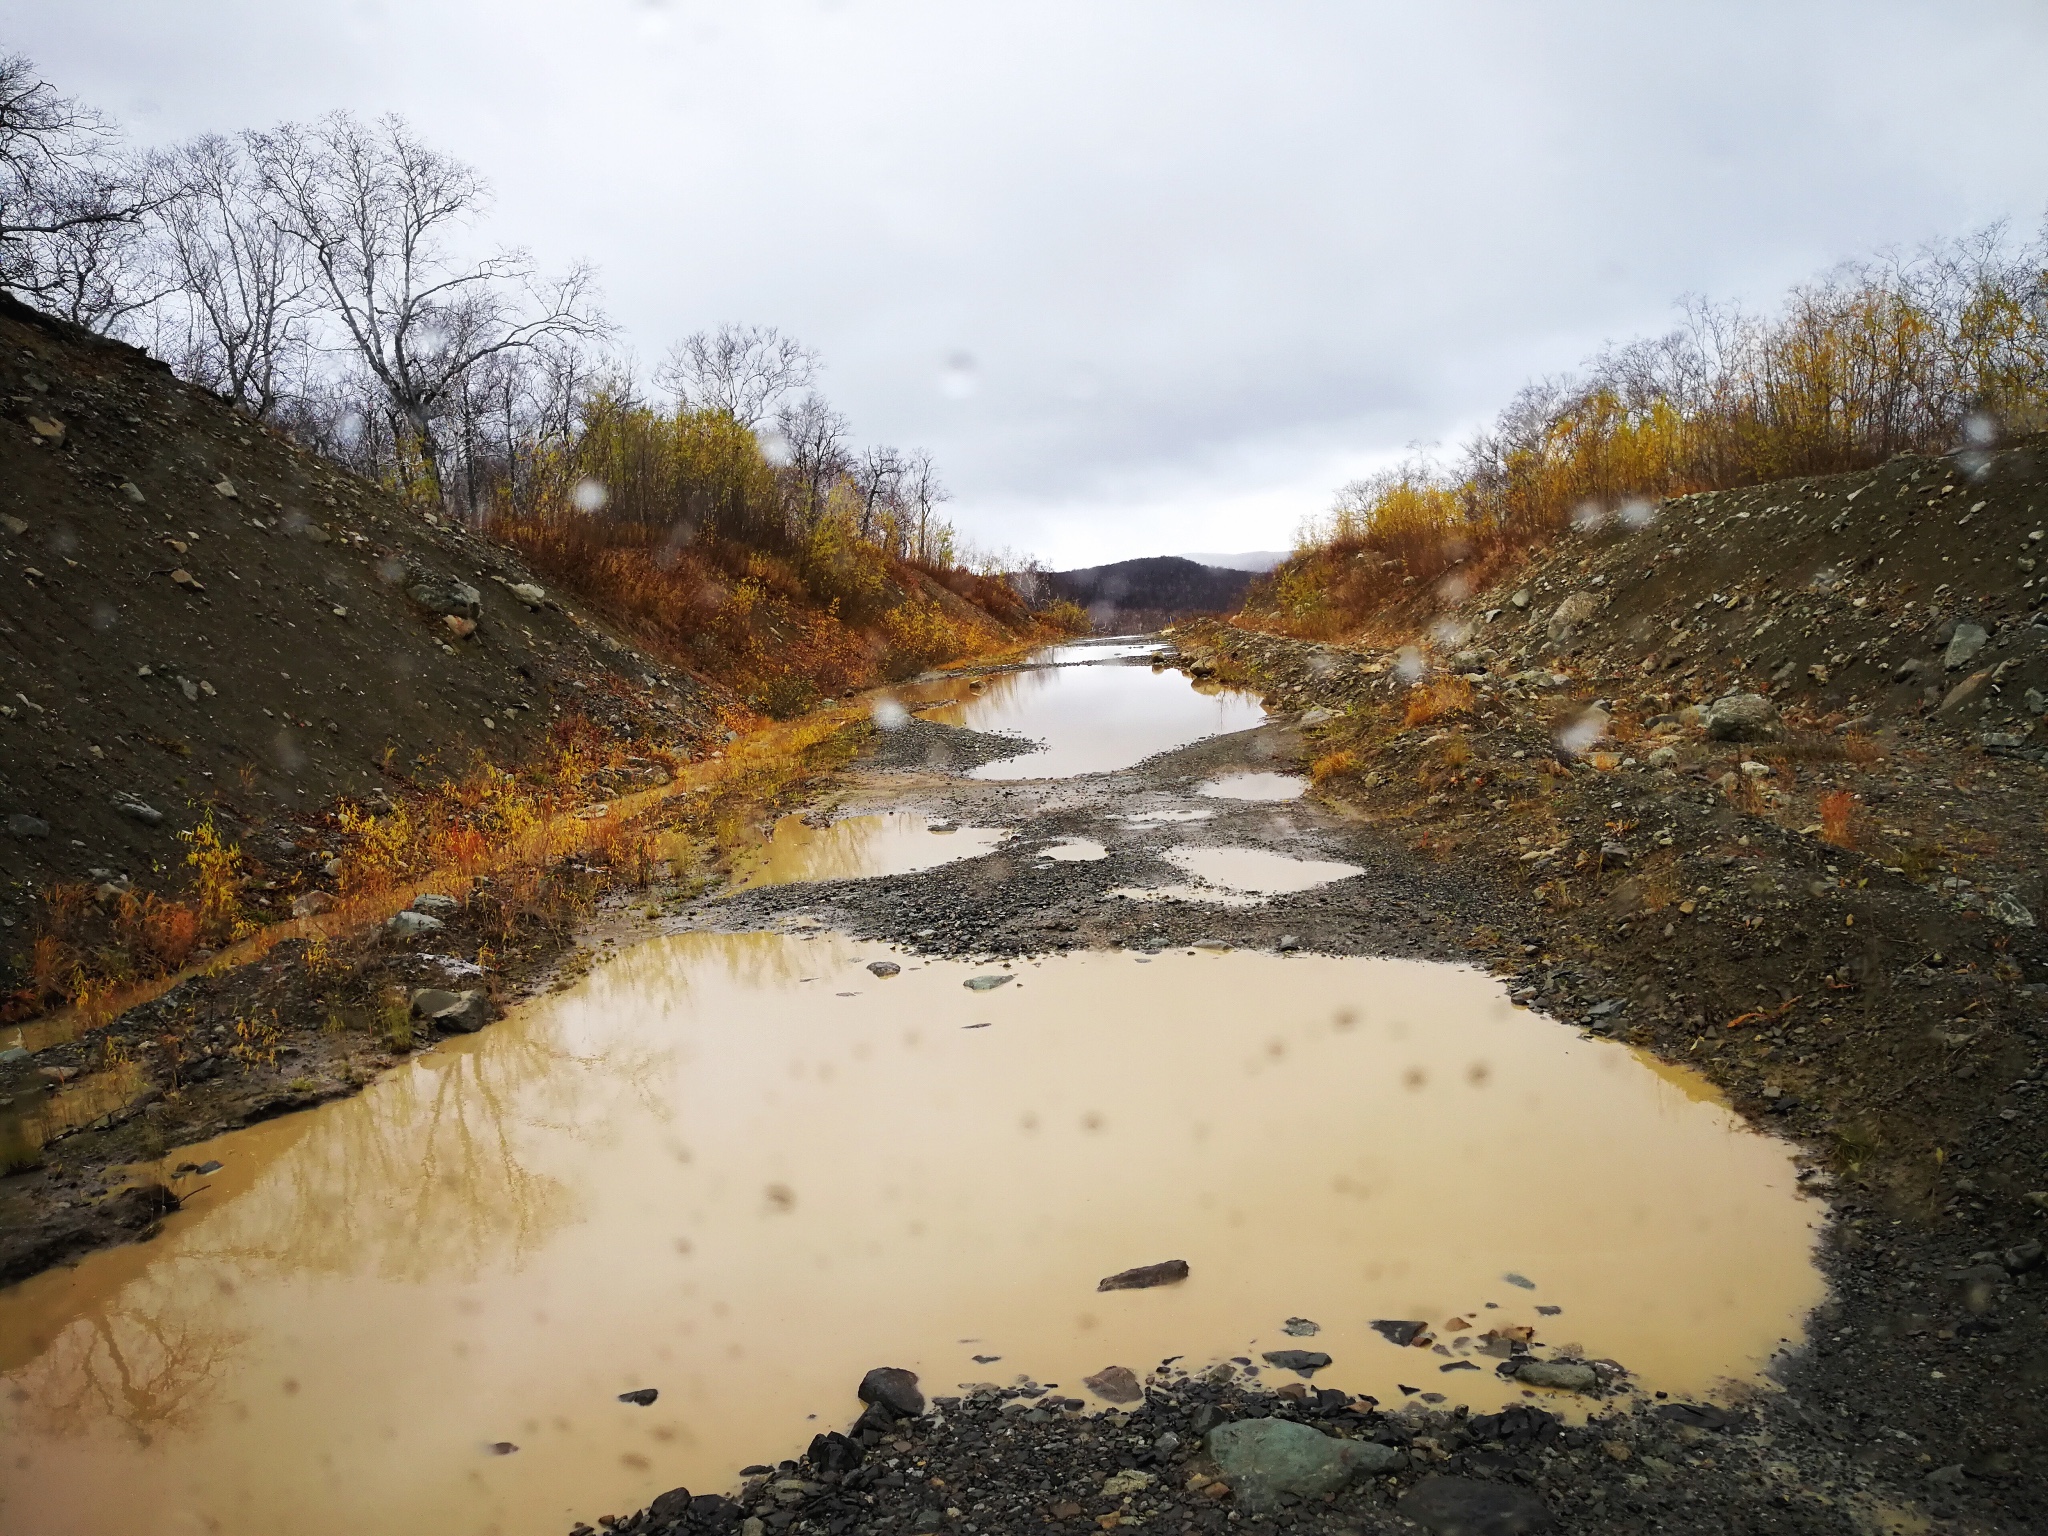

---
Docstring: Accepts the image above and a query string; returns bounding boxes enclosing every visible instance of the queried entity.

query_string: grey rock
[1370,1319,1427,1346]
[411,893,460,916]
[1261,1349,1333,1375]
[963,974,1012,991]
[5,813,49,840]
[1989,891,2035,928]
[618,1388,659,1406]
[409,987,464,1019]
[1941,667,1996,713]
[406,573,483,619]
[112,794,164,827]
[1207,1418,1403,1512]
[0,1045,28,1064]
[1281,1316,1321,1336]
[1944,622,1989,670]
[1509,588,1531,610]
[1545,591,1599,640]
[2026,687,2048,715]
[1704,693,1780,741]
[509,582,547,608]
[1513,1360,1598,1393]
[1645,745,1677,769]
[428,991,493,1033]
[385,910,444,937]
[1397,1476,1553,1534]
[857,1366,925,1419]
[867,960,901,978]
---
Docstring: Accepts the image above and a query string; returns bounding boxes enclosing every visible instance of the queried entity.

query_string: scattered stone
[867,960,901,978]
[510,582,547,608]
[1397,1476,1553,1535]
[1646,745,1677,769]
[1509,588,1531,609]
[1989,891,2034,927]
[1941,667,1996,713]
[857,1366,925,1419]
[212,476,238,499]
[1371,1319,1428,1346]
[1703,693,1780,742]
[291,890,336,918]
[411,893,460,916]
[1207,1418,1402,1513]
[963,974,1012,991]
[6,813,50,840]
[406,572,483,619]
[1546,592,1598,639]
[1101,1469,1154,1498]
[618,1388,659,1406]
[385,910,444,937]
[1281,1316,1321,1336]
[486,1441,517,1455]
[1655,1402,1735,1430]
[1502,1272,1537,1289]
[1098,1259,1189,1291]
[1082,1365,1144,1403]
[1299,706,1337,726]
[1260,1349,1332,1376]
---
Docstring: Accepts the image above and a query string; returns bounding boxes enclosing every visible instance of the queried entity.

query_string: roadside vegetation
[1253,220,2048,639]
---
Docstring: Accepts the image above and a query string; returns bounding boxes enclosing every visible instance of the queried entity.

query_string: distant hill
[1178,550,1288,573]
[1042,556,1253,630]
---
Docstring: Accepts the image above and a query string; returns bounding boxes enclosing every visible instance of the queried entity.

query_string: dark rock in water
[807,1430,865,1474]
[410,987,464,1019]
[1281,1316,1320,1336]
[1534,1304,1561,1316]
[1398,1476,1553,1534]
[648,1486,693,1520]
[1371,1319,1427,1346]
[195,1160,222,1176]
[1440,1360,1480,1372]
[858,1366,925,1419]
[1208,1418,1403,1512]
[689,1493,738,1524]
[487,1441,518,1455]
[1098,1259,1189,1291]
[1082,1364,1144,1403]
[972,1354,1001,1363]
[963,973,1013,991]
[1655,1401,1736,1431]
[740,1465,772,1476]
[867,960,902,978]
[1261,1349,1332,1376]
[618,1388,658,1406]
[1501,1272,1537,1290]
[427,990,493,1034]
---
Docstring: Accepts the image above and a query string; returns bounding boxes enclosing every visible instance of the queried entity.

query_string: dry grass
[1309,749,1360,784]
[1403,676,1475,729]
[1820,789,1859,849]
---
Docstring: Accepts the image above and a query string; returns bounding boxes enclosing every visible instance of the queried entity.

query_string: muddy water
[0,938,1824,1536]
[913,655,1265,779]
[1162,845,1365,895]
[1198,771,1308,801]
[729,812,1008,888]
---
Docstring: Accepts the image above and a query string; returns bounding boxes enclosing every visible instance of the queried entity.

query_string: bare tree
[0,52,165,329]
[248,111,606,497]
[774,391,851,534]
[153,133,312,417]
[900,448,950,561]
[656,322,817,426]
[852,443,904,542]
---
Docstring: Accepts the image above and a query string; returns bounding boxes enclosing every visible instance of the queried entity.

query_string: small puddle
[0,938,1825,1536]
[1198,771,1308,801]
[912,649,1265,779]
[1162,845,1364,895]
[729,812,1008,888]
[1037,839,1108,862]
[1121,807,1213,824]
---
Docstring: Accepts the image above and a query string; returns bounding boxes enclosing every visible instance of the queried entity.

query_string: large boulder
[406,570,483,619]
[1207,1418,1402,1512]
[1943,622,1989,671]
[1703,693,1780,742]
[856,1366,924,1419]
[1545,591,1600,639]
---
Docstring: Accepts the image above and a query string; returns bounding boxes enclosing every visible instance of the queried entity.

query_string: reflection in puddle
[1162,845,1364,895]
[730,812,1008,888]
[1033,638,1165,666]
[916,664,1265,780]
[0,938,1824,1536]
[0,1062,147,1167]
[1038,838,1108,862]
[1120,806,1213,824]
[1198,771,1308,801]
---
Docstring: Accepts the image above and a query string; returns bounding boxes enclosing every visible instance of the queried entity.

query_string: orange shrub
[1820,789,1858,848]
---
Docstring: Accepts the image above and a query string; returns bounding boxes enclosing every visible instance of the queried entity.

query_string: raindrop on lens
[1618,498,1656,530]
[572,479,609,513]
[1393,647,1424,684]
[872,698,909,730]
[939,352,978,400]
[1571,501,1608,533]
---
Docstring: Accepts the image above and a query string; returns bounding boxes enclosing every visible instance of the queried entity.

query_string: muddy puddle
[908,648,1265,779]
[728,812,1008,889]
[1198,771,1307,801]
[0,936,1825,1536]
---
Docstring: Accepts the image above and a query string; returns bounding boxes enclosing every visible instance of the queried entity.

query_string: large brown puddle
[911,655,1266,779]
[0,937,1824,1536]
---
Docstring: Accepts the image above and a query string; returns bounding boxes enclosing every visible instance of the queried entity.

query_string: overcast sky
[10,1,2048,566]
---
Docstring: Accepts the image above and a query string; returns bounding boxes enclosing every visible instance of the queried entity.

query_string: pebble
[962,974,1012,991]
[867,960,901,978]
[1207,1417,1402,1512]
[1097,1259,1189,1291]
